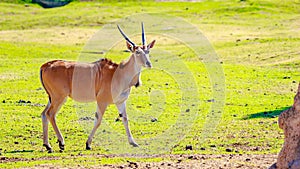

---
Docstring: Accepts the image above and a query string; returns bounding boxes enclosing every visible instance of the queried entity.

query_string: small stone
[185,109,190,112]
[200,147,206,150]
[185,145,193,150]
[207,99,215,102]
[226,148,233,152]
[127,161,138,168]
[18,100,26,103]
[151,118,158,122]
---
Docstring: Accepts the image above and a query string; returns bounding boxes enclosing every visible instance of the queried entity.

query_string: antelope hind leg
[41,101,53,153]
[46,98,66,152]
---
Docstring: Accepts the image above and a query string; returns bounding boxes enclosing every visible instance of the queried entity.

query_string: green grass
[0,0,300,168]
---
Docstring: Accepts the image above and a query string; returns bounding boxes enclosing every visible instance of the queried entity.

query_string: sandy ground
[17,154,277,169]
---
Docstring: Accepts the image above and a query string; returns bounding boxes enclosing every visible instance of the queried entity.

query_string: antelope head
[117,22,156,68]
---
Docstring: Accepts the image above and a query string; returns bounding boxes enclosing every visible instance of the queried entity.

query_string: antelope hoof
[43,144,53,153]
[86,142,92,150]
[130,142,139,147]
[58,140,65,151]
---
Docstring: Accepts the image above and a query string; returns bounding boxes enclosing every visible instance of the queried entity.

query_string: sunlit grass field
[0,0,300,168]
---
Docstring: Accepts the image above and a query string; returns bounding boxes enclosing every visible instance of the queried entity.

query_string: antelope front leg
[86,103,107,150]
[116,102,139,147]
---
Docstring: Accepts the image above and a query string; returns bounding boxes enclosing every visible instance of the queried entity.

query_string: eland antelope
[40,23,155,153]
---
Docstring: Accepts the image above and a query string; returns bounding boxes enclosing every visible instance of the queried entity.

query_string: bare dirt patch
[16,154,277,169]
[0,28,96,45]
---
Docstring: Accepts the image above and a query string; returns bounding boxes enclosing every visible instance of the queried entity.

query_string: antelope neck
[123,53,141,74]
[117,54,141,88]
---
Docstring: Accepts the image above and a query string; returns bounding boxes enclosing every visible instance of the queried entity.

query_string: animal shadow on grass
[242,107,291,120]
[5,150,34,153]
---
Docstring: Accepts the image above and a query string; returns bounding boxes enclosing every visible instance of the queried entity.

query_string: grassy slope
[0,0,300,168]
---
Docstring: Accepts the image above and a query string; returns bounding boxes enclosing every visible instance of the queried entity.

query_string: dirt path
[19,154,277,169]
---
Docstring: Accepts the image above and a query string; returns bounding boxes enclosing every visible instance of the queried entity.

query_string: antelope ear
[147,40,156,49]
[126,41,134,52]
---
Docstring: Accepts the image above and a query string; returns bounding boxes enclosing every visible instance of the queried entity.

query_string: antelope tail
[40,67,51,103]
